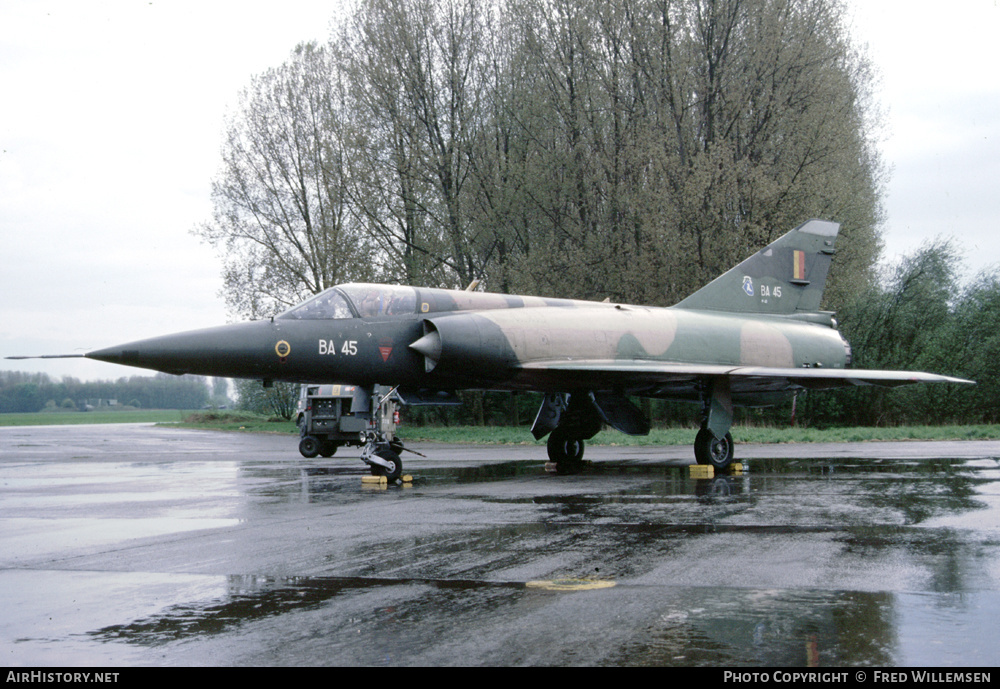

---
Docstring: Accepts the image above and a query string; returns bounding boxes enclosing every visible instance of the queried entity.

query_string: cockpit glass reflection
[277,289,353,320]
[338,284,417,317]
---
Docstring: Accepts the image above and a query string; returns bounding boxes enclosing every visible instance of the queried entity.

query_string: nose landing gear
[362,438,403,482]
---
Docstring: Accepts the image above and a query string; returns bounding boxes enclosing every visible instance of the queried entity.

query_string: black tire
[547,429,585,469]
[389,439,404,455]
[371,446,403,482]
[319,441,338,458]
[694,429,734,469]
[299,435,320,458]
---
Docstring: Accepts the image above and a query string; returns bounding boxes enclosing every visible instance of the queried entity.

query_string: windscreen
[277,289,354,320]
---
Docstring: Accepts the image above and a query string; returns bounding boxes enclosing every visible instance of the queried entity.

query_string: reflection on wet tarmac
[80,571,999,666]
[247,461,755,503]
[3,424,999,666]
[73,455,1000,665]
[88,574,519,644]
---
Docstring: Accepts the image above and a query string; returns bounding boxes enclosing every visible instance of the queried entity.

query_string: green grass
[5,409,1000,445]
[172,411,296,433]
[0,409,195,426]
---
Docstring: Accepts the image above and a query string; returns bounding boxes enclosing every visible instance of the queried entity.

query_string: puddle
[19,571,990,666]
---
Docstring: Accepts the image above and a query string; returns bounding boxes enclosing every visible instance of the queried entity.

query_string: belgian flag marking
[793,250,806,281]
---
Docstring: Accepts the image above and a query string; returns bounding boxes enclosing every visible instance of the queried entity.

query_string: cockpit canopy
[277,282,585,320]
[278,285,417,320]
[277,289,354,320]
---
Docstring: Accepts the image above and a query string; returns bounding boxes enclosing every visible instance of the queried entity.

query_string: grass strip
[5,410,1000,445]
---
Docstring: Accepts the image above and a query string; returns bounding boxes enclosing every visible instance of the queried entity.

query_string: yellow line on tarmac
[525,579,616,592]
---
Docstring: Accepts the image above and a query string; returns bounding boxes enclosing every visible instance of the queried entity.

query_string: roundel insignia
[275,340,292,359]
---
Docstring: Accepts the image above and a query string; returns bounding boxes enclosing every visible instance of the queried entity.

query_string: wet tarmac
[2,423,999,667]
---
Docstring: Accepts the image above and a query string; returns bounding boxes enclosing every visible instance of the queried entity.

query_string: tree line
[806,243,1000,427]
[196,0,884,319]
[197,0,997,429]
[0,372,211,413]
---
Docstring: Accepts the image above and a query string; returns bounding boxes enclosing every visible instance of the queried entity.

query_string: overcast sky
[2,0,999,382]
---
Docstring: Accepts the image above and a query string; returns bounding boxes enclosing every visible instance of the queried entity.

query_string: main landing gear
[694,378,736,470]
[694,428,734,469]
[535,382,740,473]
[545,425,737,472]
[532,393,600,474]
[546,427,587,473]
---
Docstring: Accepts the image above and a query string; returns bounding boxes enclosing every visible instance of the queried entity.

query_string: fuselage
[87,283,851,399]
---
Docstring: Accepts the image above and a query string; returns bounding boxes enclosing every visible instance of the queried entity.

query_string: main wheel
[547,429,585,463]
[299,435,321,458]
[547,429,585,473]
[694,429,734,469]
[319,441,339,458]
[370,446,403,482]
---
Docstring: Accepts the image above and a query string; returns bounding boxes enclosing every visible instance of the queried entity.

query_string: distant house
[82,398,119,410]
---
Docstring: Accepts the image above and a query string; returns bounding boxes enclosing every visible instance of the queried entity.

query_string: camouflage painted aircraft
[11,220,971,473]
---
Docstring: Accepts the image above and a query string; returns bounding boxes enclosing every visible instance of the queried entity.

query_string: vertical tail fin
[672,219,840,315]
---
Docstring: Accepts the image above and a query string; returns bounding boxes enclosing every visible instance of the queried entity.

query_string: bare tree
[342,0,492,287]
[199,0,884,316]
[195,42,377,319]
[491,0,884,307]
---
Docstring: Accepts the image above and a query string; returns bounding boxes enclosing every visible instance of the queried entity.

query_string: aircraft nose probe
[5,354,86,360]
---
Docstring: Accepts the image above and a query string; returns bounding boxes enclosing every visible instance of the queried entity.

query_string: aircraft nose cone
[86,321,280,378]
[87,345,151,369]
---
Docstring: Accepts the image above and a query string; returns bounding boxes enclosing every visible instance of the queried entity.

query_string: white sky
[849,0,1000,275]
[2,0,999,381]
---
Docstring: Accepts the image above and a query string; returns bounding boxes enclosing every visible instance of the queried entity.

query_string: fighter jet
[10,220,971,474]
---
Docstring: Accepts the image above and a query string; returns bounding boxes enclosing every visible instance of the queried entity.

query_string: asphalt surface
[2,423,999,667]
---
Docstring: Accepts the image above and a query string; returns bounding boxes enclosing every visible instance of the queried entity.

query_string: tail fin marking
[672,219,840,316]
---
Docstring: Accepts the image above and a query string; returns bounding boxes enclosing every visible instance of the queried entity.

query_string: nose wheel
[364,442,403,482]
